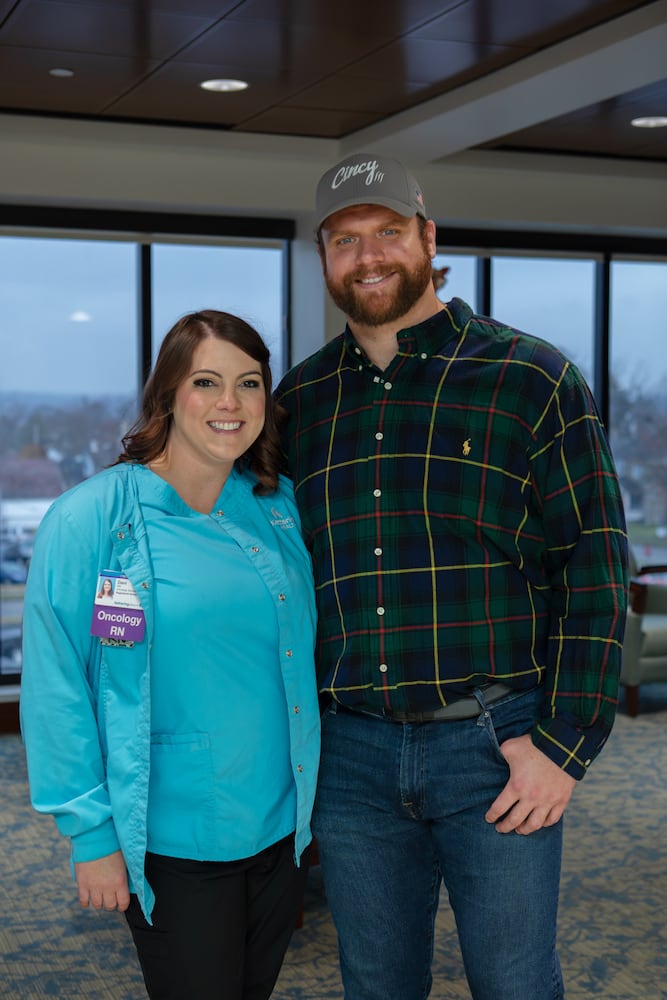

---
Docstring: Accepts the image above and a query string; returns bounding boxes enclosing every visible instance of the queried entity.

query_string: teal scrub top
[138,466,296,860]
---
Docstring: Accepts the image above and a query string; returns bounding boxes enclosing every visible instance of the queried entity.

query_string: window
[609,259,667,565]
[432,238,667,568]
[0,236,138,681]
[2,220,663,681]
[491,256,596,386]
[152,241,286,377]
[432,252,477,310]
[0,225,289,681]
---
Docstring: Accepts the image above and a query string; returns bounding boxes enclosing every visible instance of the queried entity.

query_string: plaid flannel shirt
[276,298,628,778]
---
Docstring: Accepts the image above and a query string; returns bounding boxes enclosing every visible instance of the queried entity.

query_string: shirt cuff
[531,716,612,780]
[69,818,121,862]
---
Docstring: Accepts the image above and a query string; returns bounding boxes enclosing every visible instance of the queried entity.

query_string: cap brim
[317,196,426,231]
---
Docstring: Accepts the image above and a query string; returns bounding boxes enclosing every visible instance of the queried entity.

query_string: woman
[95,577,115,603]
[20,310,320,1000]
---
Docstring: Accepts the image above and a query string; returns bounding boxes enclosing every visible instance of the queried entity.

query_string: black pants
[125,836,309,1000]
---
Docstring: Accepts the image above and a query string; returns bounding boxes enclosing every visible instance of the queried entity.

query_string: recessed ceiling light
[200,78,248,93]
[630,116,667,128]
[49,67,74,78]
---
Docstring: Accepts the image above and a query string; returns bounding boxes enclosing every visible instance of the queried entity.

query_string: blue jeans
[312,686,564,1000]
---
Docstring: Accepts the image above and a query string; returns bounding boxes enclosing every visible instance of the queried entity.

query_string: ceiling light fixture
[200,78,248,93]
[630,116,667,128]
[49,68,74,78]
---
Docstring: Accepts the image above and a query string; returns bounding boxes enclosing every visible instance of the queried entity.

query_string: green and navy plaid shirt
[276,298,628,778]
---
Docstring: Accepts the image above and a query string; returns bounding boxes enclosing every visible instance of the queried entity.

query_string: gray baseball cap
[315,153,427,230]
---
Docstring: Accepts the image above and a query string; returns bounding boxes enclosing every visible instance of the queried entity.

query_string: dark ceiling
[0,0,665,163]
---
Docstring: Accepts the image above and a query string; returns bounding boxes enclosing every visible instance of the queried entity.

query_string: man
[276,153,628,1000]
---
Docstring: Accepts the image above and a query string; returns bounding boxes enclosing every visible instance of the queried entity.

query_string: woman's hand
[74,850,130,911]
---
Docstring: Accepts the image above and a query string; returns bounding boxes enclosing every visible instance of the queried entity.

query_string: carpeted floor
[1,687,666,999]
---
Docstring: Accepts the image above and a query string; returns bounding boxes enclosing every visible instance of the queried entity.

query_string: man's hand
[74,850,130,911]
[485,733,576,835]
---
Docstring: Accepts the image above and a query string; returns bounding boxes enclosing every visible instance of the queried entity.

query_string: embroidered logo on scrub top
[270,507,296,530]
[90,570,146,644]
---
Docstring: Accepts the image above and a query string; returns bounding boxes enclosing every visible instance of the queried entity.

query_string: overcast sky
[1,238,285,397]
[2,237,665,400]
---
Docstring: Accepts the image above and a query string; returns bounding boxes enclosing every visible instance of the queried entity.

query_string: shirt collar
[342,297,473,366]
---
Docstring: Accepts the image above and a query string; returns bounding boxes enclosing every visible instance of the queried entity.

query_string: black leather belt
[331,683,514,723]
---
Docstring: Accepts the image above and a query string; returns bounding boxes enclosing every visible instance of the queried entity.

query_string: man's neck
[349,295,444,371]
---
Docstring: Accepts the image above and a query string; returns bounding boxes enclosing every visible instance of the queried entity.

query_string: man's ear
[425,218,438,258]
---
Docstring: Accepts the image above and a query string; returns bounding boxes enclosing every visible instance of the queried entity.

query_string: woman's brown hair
[116,310,285,495]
